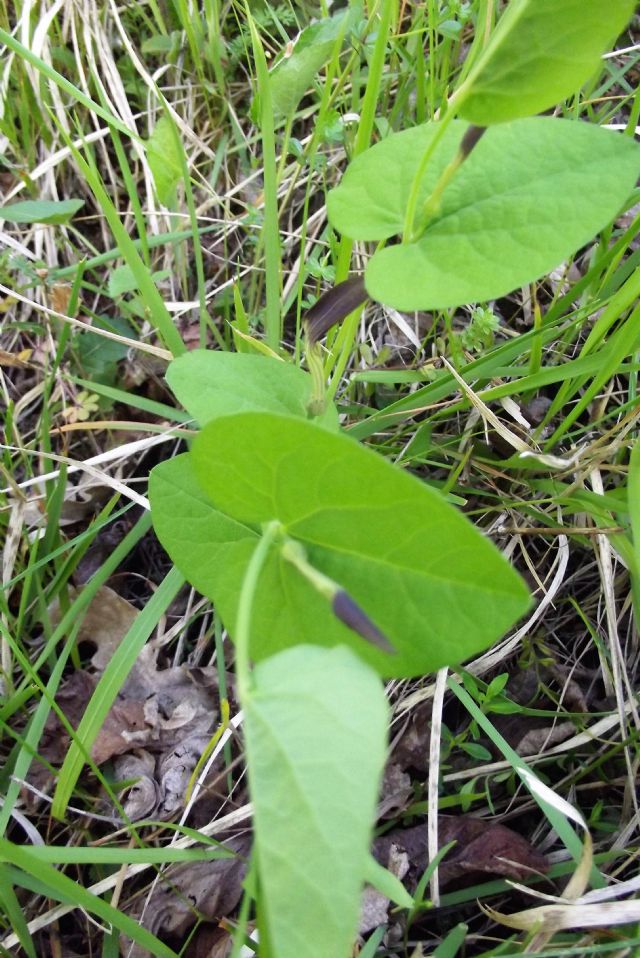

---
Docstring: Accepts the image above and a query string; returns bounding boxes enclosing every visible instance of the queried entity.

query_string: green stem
[305,340,327,417]
[235,522,282,704]
[401,104,457,243]
[280,539,335,600]
[410,124,486,240]
[410,146,464,239]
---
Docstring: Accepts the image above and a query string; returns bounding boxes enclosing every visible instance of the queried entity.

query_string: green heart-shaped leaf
[150,411,531,678]
[245,644,387,958]
[459,0,636,124]
[328,118,640,311]
[166,350,339,429]
[149,453,258,609]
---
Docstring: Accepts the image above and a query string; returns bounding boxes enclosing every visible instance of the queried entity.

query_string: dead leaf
[393,702,431,774]
[26,671,97,797]
[122,836,250,958]
[437,816,548,885]
[513,721,575,756]
[49,283,72,315]
[24,486,110,531]
[74,521,132,584]
[373,815,547,895]
[31,588,222,816]
[184,925,233,958]
[0,348,33,368]
[378,763,412,818]
[156,733,215,817]
[26,670,150,799]
[48,586,138,670]
[113,751,159,821]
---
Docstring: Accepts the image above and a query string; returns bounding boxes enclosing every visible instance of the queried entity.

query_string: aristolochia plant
[149,3,640,956]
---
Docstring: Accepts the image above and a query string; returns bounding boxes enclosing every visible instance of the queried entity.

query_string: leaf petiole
[305,339,327,418]
[410,125,486,241]
[401,96,460,243]
[235,521,284,702]
[280,539,396,653]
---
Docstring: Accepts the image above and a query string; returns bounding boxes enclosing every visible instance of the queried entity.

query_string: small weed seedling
[149,3,640,956]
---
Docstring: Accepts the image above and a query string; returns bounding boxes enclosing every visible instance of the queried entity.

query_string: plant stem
[401,104,456,243]
[280,539,336,600]
[235,521,282,704]
[410,124,486,239]
[305,340,327,417]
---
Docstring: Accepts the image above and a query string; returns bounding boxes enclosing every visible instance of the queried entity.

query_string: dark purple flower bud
[332,590,396,654]
[460,125,487,158]
[305,276,368,344]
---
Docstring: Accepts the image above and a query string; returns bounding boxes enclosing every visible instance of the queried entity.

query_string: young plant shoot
[149,2,640,956]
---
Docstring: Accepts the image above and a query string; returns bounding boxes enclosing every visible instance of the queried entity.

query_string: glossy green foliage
[166,350,338,429]
[151,411,530,679]
[459,0,636,124]
[245,644,388,958]
[328,118,640,310]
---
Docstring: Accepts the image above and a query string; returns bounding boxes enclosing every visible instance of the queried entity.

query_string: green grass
[1,0,640,955]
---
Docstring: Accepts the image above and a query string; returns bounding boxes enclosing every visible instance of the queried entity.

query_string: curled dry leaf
[112,752,159,821]
[32,587,222,819]
[485,900,640,936]
[122,835,250,958]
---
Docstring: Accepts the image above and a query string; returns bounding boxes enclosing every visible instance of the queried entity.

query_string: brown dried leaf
[373,815,547,896]
[437,815,548,884]
[183,922,256,958]
[32,589,220,813]
[393,702,431,774]
[48,586,138,670]
[513,721,575,757]
[0,348,33,368]
[122,836,250,958]
[26,671,149,797]
[26,671,97,796]
[378,763,412,818]
[49,283,72,315]
[184,926,233,958]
